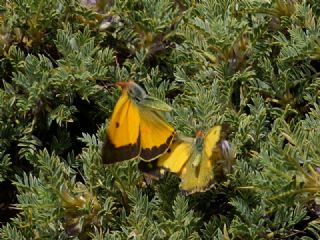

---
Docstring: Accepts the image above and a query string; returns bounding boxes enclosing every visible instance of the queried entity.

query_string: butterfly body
[102,81,175,164]
[191,131,205,168]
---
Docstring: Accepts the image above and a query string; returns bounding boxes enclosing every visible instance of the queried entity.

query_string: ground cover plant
[1,0,320,239]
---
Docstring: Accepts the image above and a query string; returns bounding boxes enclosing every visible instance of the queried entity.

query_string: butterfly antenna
[97,81,116,91]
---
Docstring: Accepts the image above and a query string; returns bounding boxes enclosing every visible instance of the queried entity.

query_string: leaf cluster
[1,0,320,239]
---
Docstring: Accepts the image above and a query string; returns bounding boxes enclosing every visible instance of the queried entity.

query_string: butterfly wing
[157,140,192,172]
[102,90,141,163]
[137,160,164,180]
[138,140,191,180]
[139,110,175,161]
[179,150,216,195]
[204,125,223,158]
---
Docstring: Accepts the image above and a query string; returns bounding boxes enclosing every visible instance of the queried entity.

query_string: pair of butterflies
[101,81,232,195]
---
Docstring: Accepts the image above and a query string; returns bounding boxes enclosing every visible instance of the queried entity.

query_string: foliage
[1,0,320,239]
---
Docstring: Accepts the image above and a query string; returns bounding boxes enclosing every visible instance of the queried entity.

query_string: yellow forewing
[102,90,141,163]
[107,90,140,147]
[204,125,222,159]
[139,110,175,161]
[157,140,193,173]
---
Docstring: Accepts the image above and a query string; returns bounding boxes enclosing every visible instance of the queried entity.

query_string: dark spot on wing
[115,122,120,128]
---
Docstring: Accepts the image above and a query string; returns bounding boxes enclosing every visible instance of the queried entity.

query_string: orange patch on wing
[207,159,213,168]
[181,167,187,175]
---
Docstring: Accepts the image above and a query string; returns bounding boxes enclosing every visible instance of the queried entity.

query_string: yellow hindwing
[139,110,175,161]
[179,150,215,194]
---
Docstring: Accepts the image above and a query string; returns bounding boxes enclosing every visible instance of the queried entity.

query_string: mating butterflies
[102,81,175,164]
[139,125,231,195]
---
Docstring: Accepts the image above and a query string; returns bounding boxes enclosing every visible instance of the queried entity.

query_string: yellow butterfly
[102,80,175,164]
[139,125,231,195]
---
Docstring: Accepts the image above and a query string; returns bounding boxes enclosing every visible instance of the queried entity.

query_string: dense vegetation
[1,0,320,239]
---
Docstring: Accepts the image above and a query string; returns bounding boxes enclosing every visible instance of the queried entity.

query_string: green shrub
[1,0,320,239]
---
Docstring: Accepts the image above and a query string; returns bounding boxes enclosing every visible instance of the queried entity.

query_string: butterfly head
[115,80,136,91]
[195,130,205,138]
[116,80,147,104]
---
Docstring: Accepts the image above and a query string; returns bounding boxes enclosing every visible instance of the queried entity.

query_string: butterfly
[102,80,175,164]
[139,125,231,195]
